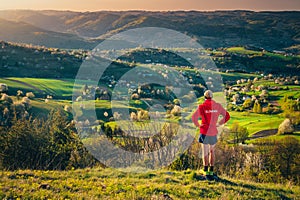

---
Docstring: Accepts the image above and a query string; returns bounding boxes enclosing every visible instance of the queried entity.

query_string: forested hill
[1,41,300,79]
[0,10,299,51]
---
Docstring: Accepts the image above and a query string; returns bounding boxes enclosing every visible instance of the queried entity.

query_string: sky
[1,0,300,11]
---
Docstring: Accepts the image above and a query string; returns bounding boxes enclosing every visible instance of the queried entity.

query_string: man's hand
[216,122,222,127]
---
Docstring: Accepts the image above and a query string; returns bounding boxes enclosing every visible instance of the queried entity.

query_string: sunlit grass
[227,47,261,55]
[0,168,299,199]
[248,133,300,143]
[0,77,76,98]
[228,111,284,135]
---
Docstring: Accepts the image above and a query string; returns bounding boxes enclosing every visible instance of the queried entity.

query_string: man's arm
[192,106,201,127]
[218,105,230,126]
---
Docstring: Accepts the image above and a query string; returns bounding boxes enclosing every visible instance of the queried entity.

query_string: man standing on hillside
[192,90,230,179]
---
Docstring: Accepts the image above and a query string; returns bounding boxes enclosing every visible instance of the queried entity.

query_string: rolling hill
[0,10,299,51]
[1,41,299,82]
[0,41,83,78]
[0,18,98,49]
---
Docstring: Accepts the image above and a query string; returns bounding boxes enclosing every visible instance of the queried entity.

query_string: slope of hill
[0,18,98,49]
[0,168,299,199]
[1,42,299,82]
[0,10,299,51]
[0,41,83,78]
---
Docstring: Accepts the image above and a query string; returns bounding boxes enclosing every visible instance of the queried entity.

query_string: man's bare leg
[209,144,216,173]
[202,144,209,171]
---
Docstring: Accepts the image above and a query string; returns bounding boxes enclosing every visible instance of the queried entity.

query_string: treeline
[169,136,300,184]
[1,109,299,184]
[96,122,300,184]
[0,110,96,170]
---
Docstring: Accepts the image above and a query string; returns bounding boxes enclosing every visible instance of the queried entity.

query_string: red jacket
[192,99,230,136]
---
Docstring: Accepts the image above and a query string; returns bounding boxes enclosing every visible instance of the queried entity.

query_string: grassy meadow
[228,111,284,134]
[1,168,299,200]
[0,78,75,98]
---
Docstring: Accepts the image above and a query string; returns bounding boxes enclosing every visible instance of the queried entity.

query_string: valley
[0,9,300,199]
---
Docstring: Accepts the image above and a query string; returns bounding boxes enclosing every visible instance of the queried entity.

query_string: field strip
[4,78,44,93]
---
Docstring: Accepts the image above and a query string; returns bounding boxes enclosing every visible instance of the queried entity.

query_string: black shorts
[198,134,217,145]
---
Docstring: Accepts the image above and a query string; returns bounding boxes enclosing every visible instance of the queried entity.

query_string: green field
[249,133,300,144]
[0,168,298,199]
[30,99,71,118]
[226,47,295,61]
[227,47,262,55]
[228,111,284,135]
[0,78,75,98]
[1,77,298,137]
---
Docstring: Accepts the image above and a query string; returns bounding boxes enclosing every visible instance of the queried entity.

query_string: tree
[105,125,113,139]
[257,102,262,113]
[1,94,13,104]
[232,93,240,104]
[82,84,89,95]
[0,83,8,93]
[137,110,149,121]
[260,90,269,100]
[285,112,300,126]
[230,122,249,144]
[130,112,137,121]
[113,112,121,120]
[281,99,300,112]
[253,100,262,113]
[271,137,300,178]
[21,97,31,110]
[64,105,72,112]
[0,110,95,170]
[173,99,181,105]
[26,92,35,99]
[278,118,294,135]
[16,90,24,100]
[243,99,253,109]
[171,105,181,116]
[131,93,140,100]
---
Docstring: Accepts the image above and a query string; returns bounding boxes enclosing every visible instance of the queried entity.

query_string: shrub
[131,93,140,100]
[16,90,24,100]
[21,97,31,108]
[0,110,95,170]
[64,105,72,112]
[130,112,137,121]
[1,94,13,104]
[230,122,249,144]
[253,100,262,113]
[0,83,8,93]
[137,110,149,121]
[278,118,294,135]
[243,99,253,109]
[171,105,181,116]
[26,92,35,99]
[270,137,300,179]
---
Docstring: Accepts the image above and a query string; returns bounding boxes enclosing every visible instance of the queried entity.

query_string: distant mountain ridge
[0,17,98,49]
[0,10,299,51]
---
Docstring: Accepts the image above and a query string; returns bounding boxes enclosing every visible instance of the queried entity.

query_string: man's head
[204,90,213,99]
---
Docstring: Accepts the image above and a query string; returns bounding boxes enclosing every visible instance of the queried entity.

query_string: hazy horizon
[1,0,300,12]
[1,9,300,13]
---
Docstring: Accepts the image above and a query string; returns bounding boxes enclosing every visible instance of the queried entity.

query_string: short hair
[204,90,213,99]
